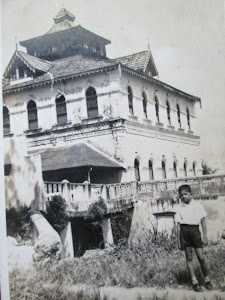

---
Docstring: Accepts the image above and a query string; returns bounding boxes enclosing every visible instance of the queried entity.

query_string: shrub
[86,197,107,221]
[111,209,133,246]
[43,195,68,234]
[6,206,32,242]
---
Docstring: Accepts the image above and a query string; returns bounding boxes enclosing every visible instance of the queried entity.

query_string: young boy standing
[175,184,213,292]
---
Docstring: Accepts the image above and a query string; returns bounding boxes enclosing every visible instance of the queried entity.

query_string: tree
[202,161,218,175]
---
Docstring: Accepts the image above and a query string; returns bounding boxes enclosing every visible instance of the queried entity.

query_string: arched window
[134,159,140,181]
[86,87,98,118]
[56,94,67,124]
[173,161,178,178]
[27,100,38,130]
[3,106,10,135]
[166,100,171,125]
[177,104,181,128]
[187,107,191,130]
[162,161,166,179]
[184,161,187,177]
[142,91,147,118]
[149,160,154,180]
[193,162,196,176]
[155,96,160,122]
[128,86,134,115]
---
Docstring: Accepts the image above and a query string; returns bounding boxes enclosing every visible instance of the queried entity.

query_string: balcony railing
[44,174,225,215]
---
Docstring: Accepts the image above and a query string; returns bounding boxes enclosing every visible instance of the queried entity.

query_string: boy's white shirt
[175,199,207,225]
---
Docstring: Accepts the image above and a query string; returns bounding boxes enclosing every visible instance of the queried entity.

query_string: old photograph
[1,0,225,299]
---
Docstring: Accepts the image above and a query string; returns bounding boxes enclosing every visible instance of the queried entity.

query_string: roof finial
[15,36,18,50]
[147,37,150,50]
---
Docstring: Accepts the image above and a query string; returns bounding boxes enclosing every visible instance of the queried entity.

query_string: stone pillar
[101,218,114,248]
[60,222,74,258]
[61,179,70,205]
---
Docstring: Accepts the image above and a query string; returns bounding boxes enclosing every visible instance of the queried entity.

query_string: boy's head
[178,184,192,204]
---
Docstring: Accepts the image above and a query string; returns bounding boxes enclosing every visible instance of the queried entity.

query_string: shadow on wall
[4,138,45,211]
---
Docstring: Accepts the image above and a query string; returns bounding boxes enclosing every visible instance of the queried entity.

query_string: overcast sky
[2,0,225,171]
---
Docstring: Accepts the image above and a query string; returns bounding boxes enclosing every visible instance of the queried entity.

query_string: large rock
[29,211,62,261]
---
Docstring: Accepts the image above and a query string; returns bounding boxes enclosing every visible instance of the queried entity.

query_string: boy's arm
[201,217,208,246]
[175,221,181,250]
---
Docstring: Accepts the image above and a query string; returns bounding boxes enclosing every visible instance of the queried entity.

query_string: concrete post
[61,179,70,205]
[60,222,74,258]
[101,218,114,248]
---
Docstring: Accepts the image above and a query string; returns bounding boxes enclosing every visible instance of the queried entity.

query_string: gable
[3,51,52,80]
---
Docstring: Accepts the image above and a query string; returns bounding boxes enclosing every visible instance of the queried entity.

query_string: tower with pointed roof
[19,9,110,61]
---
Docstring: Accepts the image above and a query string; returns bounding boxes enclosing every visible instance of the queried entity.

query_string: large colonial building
[3,9,202,208]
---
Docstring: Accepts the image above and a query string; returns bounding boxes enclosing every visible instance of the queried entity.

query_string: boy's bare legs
[195,248,211,283]
[185,247,199,285]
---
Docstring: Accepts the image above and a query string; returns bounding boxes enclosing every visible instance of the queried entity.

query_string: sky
[1,0,225,171]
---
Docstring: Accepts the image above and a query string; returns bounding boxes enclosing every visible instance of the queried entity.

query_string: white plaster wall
[120,72,199,134]
[4,137,45,210]
[121,127,202,182]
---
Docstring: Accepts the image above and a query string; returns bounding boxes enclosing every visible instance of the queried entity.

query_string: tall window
[86,87,98,118]
[128,86,134,115]
[56,94,67,124]
[184,161,187,176]
[155,96,159,122]
[162,161,166,179]
[193,161,196,176]
[187,107,191,130]
[177,104,181,128]
[27,100,38,130]
[149,160,154,180]
[166,100,171,125]
[3,106,10,135]
[173,161,177,178]
[142,91,147,118]
[134,159,140,181]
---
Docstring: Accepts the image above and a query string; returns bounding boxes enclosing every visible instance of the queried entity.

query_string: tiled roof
[53,8,75,22]
[3,54,116,92]
[40,143,124,171]
[47,9,76,34]
[2,51,200,102]
[47,20,75,34]
[113,50,158,76]
[17,51,52,72]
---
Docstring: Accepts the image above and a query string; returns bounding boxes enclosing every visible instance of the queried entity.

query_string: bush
[111,209,133,246]
[6,206,32,242]
[86,197,107,221]
[43,195,68,234]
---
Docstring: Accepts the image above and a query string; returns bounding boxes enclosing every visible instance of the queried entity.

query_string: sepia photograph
[1,0,225,299]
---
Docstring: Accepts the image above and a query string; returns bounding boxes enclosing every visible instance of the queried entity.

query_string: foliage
[43,195,68,234]
[111,209,133,246]
[9,238,225,298]
[6,206,32,242]
[87,197,107,221]
[9,267,108,300]
[202,161,218,175]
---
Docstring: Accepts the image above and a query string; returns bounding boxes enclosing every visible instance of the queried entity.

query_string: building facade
[3,9,202,204]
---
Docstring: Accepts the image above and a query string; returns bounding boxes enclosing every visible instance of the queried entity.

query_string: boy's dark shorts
[180,224,203,250]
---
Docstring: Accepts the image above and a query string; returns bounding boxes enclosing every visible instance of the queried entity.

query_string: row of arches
[3,86,192,134]
[128,86,191,130]
[134,159,197,181]
[3,87,98,133]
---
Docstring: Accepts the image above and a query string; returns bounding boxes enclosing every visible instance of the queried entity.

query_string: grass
[9,233,225,299]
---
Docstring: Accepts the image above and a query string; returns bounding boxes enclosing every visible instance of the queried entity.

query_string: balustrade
[44,174,225,214]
